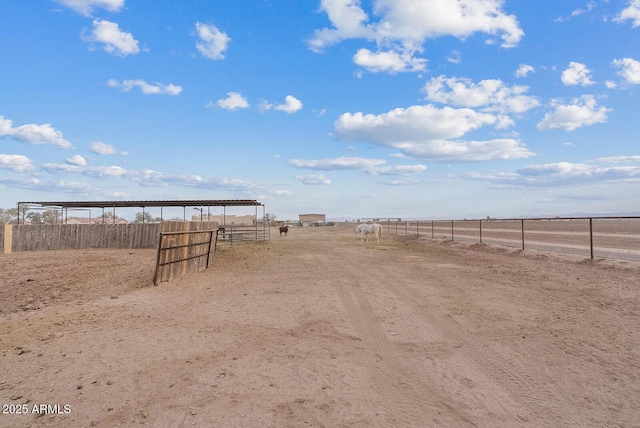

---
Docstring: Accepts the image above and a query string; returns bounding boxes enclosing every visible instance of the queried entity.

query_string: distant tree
[42,210,60,224]
[26,212,43,224]
[133,211,155,224]
[98,212,115,223]
[17,205,29,223]
[0,208,18,225]
[264,213,277,225]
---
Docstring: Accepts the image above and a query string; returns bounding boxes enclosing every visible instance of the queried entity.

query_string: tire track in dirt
[332,244,583,427]
[312,249,477,427]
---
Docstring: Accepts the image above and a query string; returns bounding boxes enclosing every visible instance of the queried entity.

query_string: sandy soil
[1,225,639,427]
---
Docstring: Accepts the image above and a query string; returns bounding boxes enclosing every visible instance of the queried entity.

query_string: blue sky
[1,0,640,221]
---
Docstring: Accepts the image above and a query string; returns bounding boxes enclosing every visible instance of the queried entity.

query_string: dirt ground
[1,225,639,427]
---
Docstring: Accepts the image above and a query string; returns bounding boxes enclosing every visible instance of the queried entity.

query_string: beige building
[298,214,326,226]
[191,214,256,226]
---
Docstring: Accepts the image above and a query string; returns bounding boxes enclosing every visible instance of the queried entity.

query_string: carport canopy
[17,199,264,224]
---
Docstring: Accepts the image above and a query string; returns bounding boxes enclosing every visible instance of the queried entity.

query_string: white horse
[355,223,383,243]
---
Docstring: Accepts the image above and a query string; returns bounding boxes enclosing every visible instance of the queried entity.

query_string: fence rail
[383,217,640,262]
[153,229,218,285]
[217,225,269,243]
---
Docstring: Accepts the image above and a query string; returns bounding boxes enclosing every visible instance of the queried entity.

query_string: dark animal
[279,226,289,236]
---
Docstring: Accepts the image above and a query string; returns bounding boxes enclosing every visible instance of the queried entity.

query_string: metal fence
[217,224,269,243]
[384,217,640,262]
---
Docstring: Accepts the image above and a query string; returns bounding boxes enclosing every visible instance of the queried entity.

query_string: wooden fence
[1,223,161,253]
[153,221,220,285]
[0,221,220,254]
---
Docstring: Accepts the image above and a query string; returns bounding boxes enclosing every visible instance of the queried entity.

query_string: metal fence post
[206,230,214,268]
[521,219,525,250]
[590,217,594,259]
[451,220,454,241]
[153,233,164,285]
[479,219,482,244]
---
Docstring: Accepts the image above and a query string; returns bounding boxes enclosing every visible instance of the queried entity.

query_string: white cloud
[30,156,290,197]
[207,177,259,191]
[612,57,640,84]
[446,50,461,64]
[83,20,140,56]
[381,177,424,186]
[128,169,204,187]
[561,62,595,86]
[337,105,495,143]
[214,92,250,111]
[0,154,34,172]
[369,164,427,175]
[289,156,426,176]
[259,96,303,113]
[571,2,596,17]
[373,0,523,47]
[42,162,209,189]
[90,141,128,155]
[66,155,87,166]
[0,176,99,195]
[308,0,524,58]
[294,174,332,185]
[53,0,124,17]
[537,95,610,131]
[515,64,535,78]
[195,22,231,60]
[307,0,375,52]
[43,162,129,177]
[289,157,386,171]
[107,79,182,95]
[353,48,426,73]
[468,159,640,187]
[257,99,274,112]
[423,75,539,114]
[334,105,534,162]
[613,0,640,27]
[275,96,303,113]
[554,1,596,22]
[596,155,640,163]
[0,115,73,149]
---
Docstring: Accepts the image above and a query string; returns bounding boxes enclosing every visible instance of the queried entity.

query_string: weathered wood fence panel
[3,223,160,252]
[154,223,219,285]
[1,221,220,254]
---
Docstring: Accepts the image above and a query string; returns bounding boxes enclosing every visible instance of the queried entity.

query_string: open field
[1,226,639,427]
[385,218,640,261]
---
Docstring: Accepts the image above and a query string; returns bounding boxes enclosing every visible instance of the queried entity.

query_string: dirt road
[1,225,639,427]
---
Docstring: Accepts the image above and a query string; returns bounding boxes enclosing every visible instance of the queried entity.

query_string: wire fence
[383,217,640,262]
